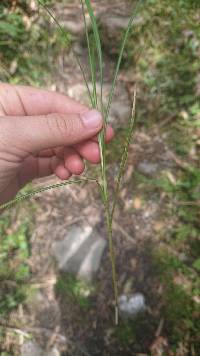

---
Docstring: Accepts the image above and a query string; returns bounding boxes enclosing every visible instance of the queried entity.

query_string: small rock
[102,14,131,32]
[55,6,90,37]
[21,341,43,356]
[119,293,146,319]
[52,224,107,281]
[137,161,159,177]
[22,342,60,356]
[99,12,143,55]
[47,347,60,356]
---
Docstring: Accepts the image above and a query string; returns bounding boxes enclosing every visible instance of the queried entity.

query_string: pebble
[119,293,146,318]
[52,224,107,282]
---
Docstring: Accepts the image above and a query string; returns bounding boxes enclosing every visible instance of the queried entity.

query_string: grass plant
[0,0,142,324]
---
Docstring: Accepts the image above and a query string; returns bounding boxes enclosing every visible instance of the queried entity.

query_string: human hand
[0,83,114,205]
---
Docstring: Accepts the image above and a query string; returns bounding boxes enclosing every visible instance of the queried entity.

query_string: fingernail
[81,109,102,129]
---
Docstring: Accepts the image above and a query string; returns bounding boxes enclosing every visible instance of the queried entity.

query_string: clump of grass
[0,0,141,324]
[152,248,200,352]
[0,213,32,317]
[55,274,94,309]
[0,0,66,86]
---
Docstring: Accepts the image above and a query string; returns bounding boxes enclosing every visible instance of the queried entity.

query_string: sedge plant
[0,0,142,324]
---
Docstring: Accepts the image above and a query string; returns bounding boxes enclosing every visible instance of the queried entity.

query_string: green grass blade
[83,1,118,322]
[111,88,137,222]
[91,42,98,107]
[80,0,97,108]
[105,209,119,325]
[0,177,98,212]
[37,0,93,105]
[105,0,142,122]
[83,0,107,197]
[84,0,104,113]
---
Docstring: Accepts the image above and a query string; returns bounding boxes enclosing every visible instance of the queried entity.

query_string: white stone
[119,293,146,318]
[21,341,43,356]
[52,225,107,281]
[21,342,60,356]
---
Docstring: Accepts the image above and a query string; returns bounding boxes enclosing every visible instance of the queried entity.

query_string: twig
[113,221,135,243]
[155,318,164,338]
[177,200,200,207]
[167,150,191,171]
[47,325,60,349]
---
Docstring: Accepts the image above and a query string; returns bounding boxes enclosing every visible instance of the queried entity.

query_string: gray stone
[119,293,146,319]
[47,348,60,356]
[21,341,43,356]
[54,6,90,37]
[137,161,159,176]
[22,342,60,356]
[102,13,144,32]
[99,12,143,55]
[103,15,131,31]
[52,225,107,281]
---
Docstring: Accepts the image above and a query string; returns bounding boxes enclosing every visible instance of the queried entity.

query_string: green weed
[0,1,70,86]
[55,274,94,309]
[153,248,200,351]
[113,0,200,137]
[0,213,31,316]
[115,320,136,345]
[148,167,200,262]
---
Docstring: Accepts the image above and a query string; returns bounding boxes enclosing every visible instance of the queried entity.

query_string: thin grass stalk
[82,1,119,323]
[83,0,107,196]
[80,0,97,108]
[105,0,142,122]
[105,208,119,325]
[0,177,98,212]
[111,88,137,223]
[106,90,136,325]
[84,0,104,112]
[82,1,107,199]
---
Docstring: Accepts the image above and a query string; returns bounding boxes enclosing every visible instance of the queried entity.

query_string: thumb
[5,109,103,155]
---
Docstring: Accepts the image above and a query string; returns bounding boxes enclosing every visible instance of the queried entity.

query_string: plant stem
[106,205,119,325]
[0,177,98,212]
[111,89,137,223]
[83,0,119,323]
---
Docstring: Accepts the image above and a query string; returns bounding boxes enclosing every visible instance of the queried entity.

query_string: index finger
[0,83,88,116]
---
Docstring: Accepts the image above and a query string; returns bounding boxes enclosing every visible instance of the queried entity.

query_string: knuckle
[47,113,70,139]
[47,113,82,143]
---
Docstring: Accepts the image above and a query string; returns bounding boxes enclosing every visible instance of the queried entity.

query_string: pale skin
[0,83,114,206]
